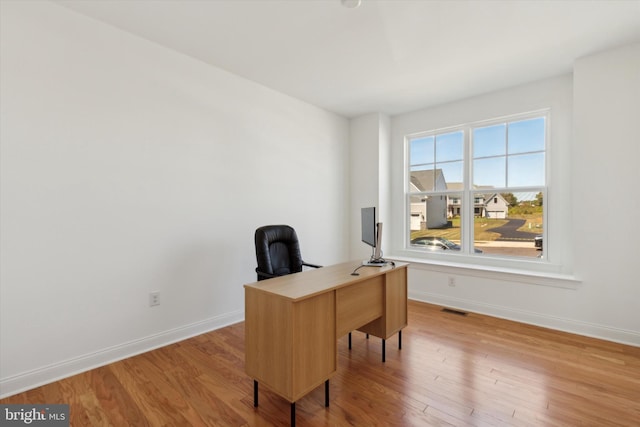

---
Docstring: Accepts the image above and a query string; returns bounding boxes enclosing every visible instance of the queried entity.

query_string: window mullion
[504,124,509,188]
[463,126,472,254]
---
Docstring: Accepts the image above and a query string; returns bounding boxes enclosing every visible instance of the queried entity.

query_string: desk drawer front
[336,276,384,337]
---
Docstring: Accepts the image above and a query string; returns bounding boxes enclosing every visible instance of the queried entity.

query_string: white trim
[0,310,244,399]
[389,255,579,289]
[408,293,640,348]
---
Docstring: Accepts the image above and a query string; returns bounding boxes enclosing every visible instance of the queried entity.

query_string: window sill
[387,253,580,289]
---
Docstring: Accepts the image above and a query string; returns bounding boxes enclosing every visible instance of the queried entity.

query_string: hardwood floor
[3,300,639,426]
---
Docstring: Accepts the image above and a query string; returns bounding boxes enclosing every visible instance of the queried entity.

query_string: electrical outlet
[448,277,456,287]
[149,291,160,307]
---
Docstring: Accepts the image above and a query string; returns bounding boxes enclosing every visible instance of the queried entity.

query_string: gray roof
[410,169,445,192]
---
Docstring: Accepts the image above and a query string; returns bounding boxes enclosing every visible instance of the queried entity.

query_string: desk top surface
[244,260,408,301]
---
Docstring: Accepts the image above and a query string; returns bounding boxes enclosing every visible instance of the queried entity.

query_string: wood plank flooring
[2,300,639,426]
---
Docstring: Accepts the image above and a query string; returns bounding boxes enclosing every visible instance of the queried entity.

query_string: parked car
[410,236,483,253]
[534,234,543,250]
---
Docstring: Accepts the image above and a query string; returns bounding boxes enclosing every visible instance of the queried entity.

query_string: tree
[501,192,518,206]
[535,192,543,206]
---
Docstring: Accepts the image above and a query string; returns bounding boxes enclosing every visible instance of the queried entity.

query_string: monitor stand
[362,259,388,267]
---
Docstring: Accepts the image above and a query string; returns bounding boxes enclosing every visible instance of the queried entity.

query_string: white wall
[571,43,640,341]
[388,45,640,346]
[348,113,391,261]
[0,1,349,397]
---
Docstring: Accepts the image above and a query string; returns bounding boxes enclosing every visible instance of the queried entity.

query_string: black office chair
[254,225,321,281]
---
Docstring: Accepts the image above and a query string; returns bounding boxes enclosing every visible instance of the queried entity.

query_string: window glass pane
[410,136,434,166]
[473,124,505,158]
[409,195,427,231]
[440,161,463,184]
[410,193,462,252]
[508,117,545,154]
[410,164,433,173]
[508,153,545,187]
[474,157,506,188]
[472,191,543,258]
[436,131,463,162]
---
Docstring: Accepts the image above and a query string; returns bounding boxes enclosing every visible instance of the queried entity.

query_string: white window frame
[405,109,550,264]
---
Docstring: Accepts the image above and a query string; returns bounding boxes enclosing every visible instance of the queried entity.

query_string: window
[407,111,547,259]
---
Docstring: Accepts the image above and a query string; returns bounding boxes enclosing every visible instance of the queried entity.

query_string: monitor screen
[361,207,376,247]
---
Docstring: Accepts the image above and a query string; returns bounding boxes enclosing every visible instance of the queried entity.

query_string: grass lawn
[410,215,542,242]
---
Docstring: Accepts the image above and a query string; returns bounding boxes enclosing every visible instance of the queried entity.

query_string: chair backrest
[255,225,304,280]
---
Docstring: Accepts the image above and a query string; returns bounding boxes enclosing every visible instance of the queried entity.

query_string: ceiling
[56,0,640,118]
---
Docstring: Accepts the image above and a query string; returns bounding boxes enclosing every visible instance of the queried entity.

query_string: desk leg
[348,332,352,349]
[325,380,330,407]
[291,402,296,426]
[253,380,258,407]
[381,331,402,363]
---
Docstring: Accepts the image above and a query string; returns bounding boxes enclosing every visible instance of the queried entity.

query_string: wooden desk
[244,260,408,423]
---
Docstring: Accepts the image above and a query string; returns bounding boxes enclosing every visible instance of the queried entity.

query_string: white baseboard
[409,291,640,348]
[0,310,244,399]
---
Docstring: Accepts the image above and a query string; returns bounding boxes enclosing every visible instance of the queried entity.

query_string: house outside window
[408,111,547,259]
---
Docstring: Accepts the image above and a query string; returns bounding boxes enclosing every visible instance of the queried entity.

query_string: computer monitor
[361,207,386,266]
